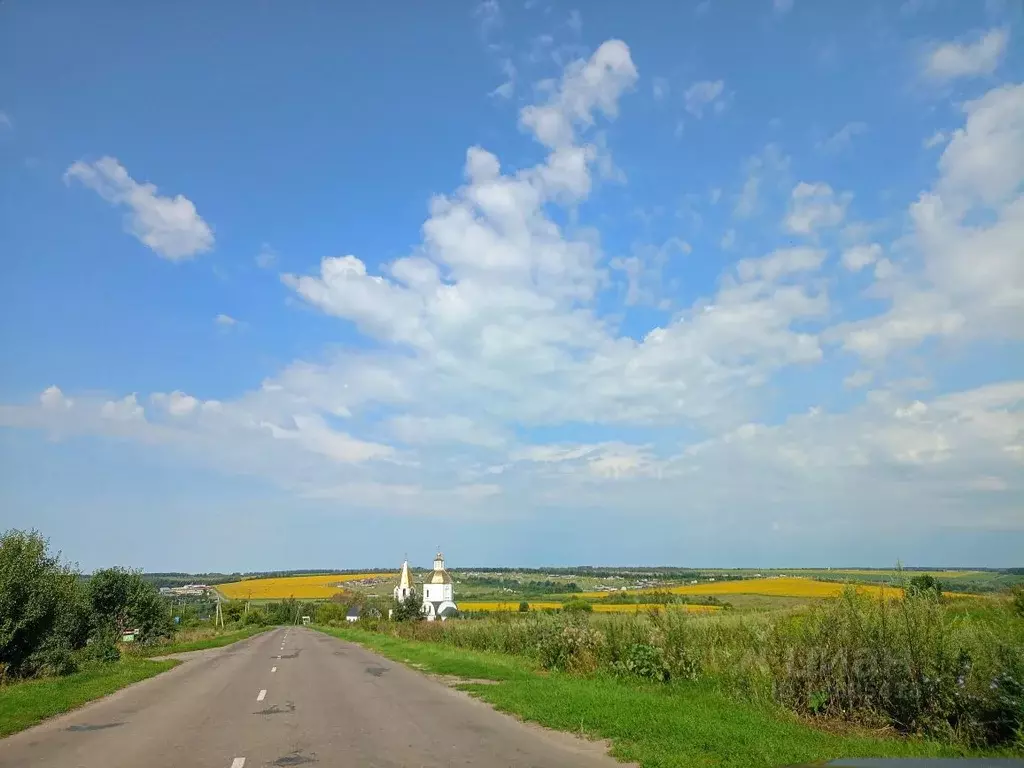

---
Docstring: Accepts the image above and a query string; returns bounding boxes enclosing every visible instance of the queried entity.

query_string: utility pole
[215,592,224,629]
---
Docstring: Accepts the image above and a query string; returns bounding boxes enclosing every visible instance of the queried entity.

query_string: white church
[393,550,458,621]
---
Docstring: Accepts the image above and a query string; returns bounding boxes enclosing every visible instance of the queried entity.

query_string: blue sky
[1,0,1022,572]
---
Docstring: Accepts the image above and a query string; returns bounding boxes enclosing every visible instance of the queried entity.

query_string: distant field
[459,601,722,613]
[578,576,905,600]
[217,572,396,599]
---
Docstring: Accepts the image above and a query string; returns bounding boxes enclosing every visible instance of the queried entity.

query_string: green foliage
[613,642,670,682]
[1011,585,1024,618]
[561,599,593,613]
[392,590,423,622]
[316,603,348,625]
[80,629,121,665]
[0,530,89,679]
[346,589,1024,749]
[518,601,530,612]
[908,574,944,598]
[87,567,172,643]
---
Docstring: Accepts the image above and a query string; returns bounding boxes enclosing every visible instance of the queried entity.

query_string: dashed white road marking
[231,759,246,768]
[257,689,267,702]
[271,666,277,673]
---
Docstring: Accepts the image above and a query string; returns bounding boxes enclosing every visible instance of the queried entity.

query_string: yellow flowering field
[459,602,563,611]
[577,577,904,601]
[217,573,395,600]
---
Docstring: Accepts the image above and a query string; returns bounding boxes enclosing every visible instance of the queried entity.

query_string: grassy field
[314,624,1006,768]
[217,572,396,599]
[460,601,723,614]
[128,626,267,657]
[0,657,177,738]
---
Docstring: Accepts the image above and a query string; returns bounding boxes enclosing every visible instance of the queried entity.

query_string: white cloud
[8,41,1023,535]
[151,391,199,416]
[925,28,1009,81]
[215,313,239,327]
[832,83,1024,358]
[843,370,874,389]
[255,243,277,269]
[737,247,825,282]
[841,243,882,272]
[0,112,12,130]
[816,121,867,154]
[720,229,736,250]
[683,80,726,118]
[773,0,794,13]
[491,59,517,99]
[784,182,851,234]
[519,40,638,149]
[474,0,502,37]
[923,130,947,149]
[734,143,789,219]
[64,157,213,261]
[567,9,582,35]
[40,386,72,410]
[388,415,505,448]
[100,394,144,421]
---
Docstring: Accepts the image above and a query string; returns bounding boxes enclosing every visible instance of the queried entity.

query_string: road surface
[0,626,625,768]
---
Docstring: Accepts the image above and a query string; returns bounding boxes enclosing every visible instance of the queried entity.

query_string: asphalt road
[0,626,625,768]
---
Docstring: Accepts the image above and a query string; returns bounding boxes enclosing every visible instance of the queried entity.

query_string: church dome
[424,568,453,585]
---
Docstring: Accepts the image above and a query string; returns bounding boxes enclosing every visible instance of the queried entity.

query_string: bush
[88,567,172,643]
[0,530,90,678]
[80,629,121,665]
[908,574,943,598]
[518,601,530,613]
[1011,585,1024,618]
[562,600,593,613]
[613,643,670,682]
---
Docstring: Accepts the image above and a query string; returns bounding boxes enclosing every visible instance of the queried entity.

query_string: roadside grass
[0,657,176,738]
[130,625,267,657]
[315,625,536,681]
[316,625,1009,768]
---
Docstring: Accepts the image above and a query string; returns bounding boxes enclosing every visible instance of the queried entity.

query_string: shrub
[0,530,90,678]
[562,600,593,613]
[614,643,670,682]
[1011,585,1024,618]
[518,601,530,612]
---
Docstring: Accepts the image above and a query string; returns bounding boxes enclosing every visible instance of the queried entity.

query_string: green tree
[392,590,423,622]
[518,601,530,612]
[88,567,172,642]
[0,530,88,678]
[907,574,943,598]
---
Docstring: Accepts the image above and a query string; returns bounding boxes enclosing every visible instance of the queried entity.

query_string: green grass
[316,624,1013,768]
[0,657,176,738]
[131,625,267,657]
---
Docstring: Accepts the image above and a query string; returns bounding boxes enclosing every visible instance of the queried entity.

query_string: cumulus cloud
[6,41,1022,533]
[832,83,1024,358]
[841,243,882,272]
[784,182,851,234]
[519,40,638,149]
[64,157,213,260]
[925,28,1009,81]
